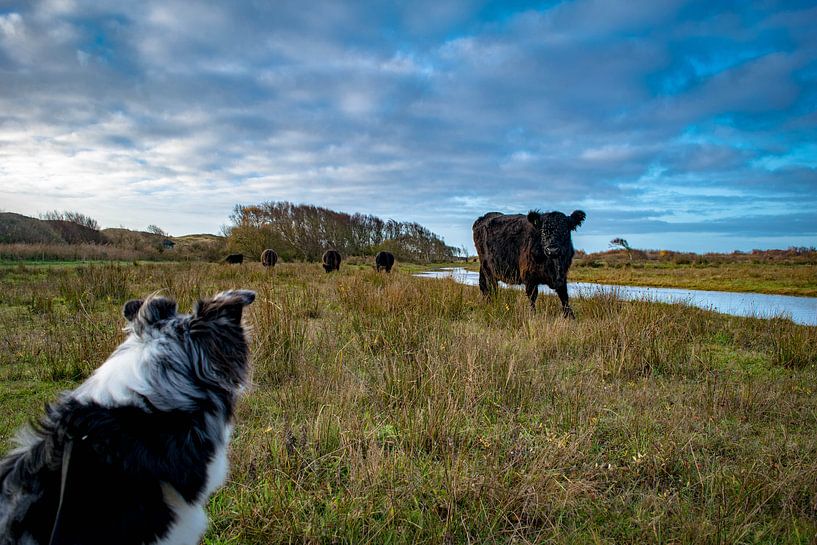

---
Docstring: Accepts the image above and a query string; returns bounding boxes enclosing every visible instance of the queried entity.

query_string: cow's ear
[527,211,541,226]
[568,210,586,230]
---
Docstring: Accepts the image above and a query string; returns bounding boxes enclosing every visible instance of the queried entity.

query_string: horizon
[4,207,815,256]
[1,1,816,253]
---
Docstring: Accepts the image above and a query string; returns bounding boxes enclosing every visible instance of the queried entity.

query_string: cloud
[0,0,815,251]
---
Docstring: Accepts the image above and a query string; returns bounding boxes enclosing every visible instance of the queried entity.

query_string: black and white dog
[0,290,255,545]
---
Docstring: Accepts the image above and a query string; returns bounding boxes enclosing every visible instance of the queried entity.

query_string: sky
[0,0,815,253]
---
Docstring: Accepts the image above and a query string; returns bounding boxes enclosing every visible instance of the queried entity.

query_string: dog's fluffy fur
[0,290,255,545]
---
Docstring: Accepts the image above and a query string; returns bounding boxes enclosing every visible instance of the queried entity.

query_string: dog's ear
[194,290,256,325]
[123,299,144,321]
[136,296,178,325]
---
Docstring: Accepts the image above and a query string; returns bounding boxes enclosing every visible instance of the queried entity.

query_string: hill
[0,213,64,244]
[0,213,226,261]
[48,219,106,244]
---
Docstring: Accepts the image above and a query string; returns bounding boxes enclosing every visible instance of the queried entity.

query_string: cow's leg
[555,284,574,319]
[525,282,538,310]
[478,264,496,297]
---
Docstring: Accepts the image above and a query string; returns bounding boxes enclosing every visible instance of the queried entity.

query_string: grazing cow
[472,210,586,318]
[375,251,395,273]
[322,250,341,273]
[224,253,244,265]
[261,249,278,268]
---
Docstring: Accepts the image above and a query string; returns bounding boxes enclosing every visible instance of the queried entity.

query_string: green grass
[571,260,817,297]
[2,262,816,544]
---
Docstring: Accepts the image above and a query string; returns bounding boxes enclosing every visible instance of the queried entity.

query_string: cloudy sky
[1,0,815,252]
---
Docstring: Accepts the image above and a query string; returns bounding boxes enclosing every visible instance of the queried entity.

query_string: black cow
[322,250,341,272]
[375,251,395,273]
[261,249,278,268]
[472,210,586,318]
[224,253,244,265]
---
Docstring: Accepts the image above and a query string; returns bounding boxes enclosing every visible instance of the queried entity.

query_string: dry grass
[572,250,817,296]
[0,243,145,262]
[1,262,816,544]
[570,261,817,297]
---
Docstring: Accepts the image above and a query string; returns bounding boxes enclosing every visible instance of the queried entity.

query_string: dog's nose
[545,246,560,256]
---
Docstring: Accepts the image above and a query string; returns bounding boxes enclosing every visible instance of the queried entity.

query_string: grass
[399,258,817,297]
[1,262,816,543]
[571,261,817,297]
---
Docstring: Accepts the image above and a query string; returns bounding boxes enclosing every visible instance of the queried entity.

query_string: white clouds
[581,145,640,162]
[0,12,23,37]
[380,52,433,77]
[338,89,376,116]
[36,0,77,17]
[0,1,814,250]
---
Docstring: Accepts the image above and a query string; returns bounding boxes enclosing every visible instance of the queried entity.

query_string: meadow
[1,261,816,544]
[569,261,817,297]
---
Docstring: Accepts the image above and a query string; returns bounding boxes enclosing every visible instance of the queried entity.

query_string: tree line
[225,201,456,263]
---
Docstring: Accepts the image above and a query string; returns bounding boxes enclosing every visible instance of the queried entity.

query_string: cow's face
[527,210,586,280]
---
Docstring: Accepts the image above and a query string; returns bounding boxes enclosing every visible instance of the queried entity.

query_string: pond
[415,268,817,326]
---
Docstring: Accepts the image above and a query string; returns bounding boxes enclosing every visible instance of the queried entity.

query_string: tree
[226,201,456,263]
[146,224,168,236]
[610,237,633,263]
[40,210,100,230]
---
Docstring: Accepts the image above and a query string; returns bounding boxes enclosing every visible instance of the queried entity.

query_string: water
[415,268,817,326]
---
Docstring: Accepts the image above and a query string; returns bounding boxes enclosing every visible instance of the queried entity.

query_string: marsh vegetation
[1,262,816,543]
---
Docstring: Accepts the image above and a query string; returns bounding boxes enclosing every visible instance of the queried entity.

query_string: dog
[0,290,256,545]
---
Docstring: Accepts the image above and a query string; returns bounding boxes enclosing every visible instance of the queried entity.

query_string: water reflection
[415,268,817,326]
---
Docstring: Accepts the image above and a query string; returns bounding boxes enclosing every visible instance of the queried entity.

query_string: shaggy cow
[375,251,395,273]
[322,250,341,273]
[260,249,278,268]
[224,253,243,265]
[472,210,586,318]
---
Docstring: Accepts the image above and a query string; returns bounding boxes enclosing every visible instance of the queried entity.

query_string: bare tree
[40,210,100,230]
[227,201,456,263]
[146,224,168,236]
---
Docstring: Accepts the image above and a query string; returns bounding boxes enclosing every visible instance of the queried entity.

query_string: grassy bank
[398,258,817,297]
[2,262,816,543]
[571,261,817,297]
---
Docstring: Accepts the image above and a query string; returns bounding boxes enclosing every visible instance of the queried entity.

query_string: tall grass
[0,243,143,262]
[1,262,816,543]
[570,257,817,297]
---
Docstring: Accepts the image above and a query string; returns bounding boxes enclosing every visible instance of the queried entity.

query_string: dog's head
[77,290,256,413]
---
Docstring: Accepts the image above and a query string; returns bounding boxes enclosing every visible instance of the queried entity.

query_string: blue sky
[0,0,815,252]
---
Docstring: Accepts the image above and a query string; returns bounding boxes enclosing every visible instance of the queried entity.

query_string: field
[570,261,817,297]
[426,253,817,297]
[1,261,816,543]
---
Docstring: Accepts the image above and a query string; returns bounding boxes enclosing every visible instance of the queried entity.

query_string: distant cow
[224,253,244,265]
[261,249,278,268]
[472,210,586,318]
[375,251,395,273]
[322,250,341,272]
